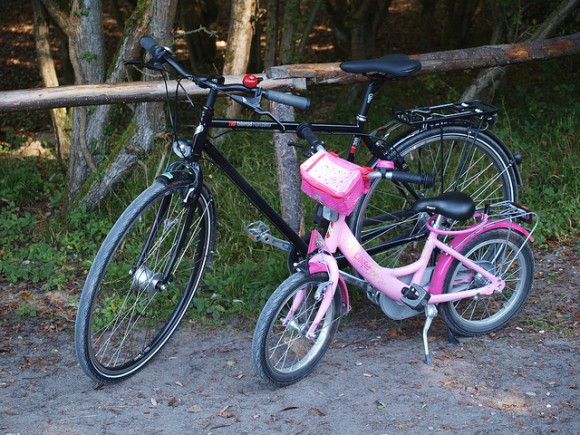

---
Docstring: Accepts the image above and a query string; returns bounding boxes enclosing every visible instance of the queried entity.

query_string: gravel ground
[1,246,578,434]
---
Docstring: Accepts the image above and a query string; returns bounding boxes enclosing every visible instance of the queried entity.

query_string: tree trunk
[444,0,481,48]
[462,0,580,101]
[322,0,350,58]
[32,0,70,159]
[296,0,323,62]
[79,0,178,209]
[223,0,256,119]
[179,0,218,74]
[460,0,506,101]
[223,0,256,75]
[110,0,125,30]
[419,0,436,52]
[270,101,303,234]
[351,0,390,59]
[279,0,299,64]
[67,0,106,200]
[1,35,578,113]
[263,0,279,69]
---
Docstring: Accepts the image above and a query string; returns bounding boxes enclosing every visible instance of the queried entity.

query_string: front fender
[308,230,351,314]
[156,168,198,186]
[429,221,533,295]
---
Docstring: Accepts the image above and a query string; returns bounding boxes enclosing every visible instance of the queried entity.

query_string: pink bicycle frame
[304,212,531,337]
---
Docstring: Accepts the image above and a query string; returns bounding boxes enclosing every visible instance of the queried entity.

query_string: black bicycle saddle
[340,54,421,77]
[412,192,475,221]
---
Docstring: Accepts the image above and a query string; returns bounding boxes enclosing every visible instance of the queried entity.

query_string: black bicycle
[74,36,521,383]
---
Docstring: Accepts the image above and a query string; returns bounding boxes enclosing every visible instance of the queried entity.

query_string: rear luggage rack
[394,100,498,129]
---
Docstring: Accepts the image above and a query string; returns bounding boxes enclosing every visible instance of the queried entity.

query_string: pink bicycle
[251,124,537,387]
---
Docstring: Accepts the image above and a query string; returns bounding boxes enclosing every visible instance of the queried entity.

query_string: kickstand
[422,305,438,365]
[447,327,460,345]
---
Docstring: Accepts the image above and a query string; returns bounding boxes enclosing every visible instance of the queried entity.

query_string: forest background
[0,0,578,322]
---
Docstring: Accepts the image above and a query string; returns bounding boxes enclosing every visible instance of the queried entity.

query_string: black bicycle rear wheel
[75,178,216,383]
[350,125,518,269]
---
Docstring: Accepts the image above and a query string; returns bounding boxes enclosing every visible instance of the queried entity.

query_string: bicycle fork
[303,250,341,339]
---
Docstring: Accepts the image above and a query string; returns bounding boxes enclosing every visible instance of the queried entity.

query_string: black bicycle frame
[179,76,407,262]
[204,115,380,261]
[203,139,309,255]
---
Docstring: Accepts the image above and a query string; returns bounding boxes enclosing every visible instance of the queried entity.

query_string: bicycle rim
[350,127,518,269]
[254,273,341,386]
[75,180,215,382]
[440,230,534,336]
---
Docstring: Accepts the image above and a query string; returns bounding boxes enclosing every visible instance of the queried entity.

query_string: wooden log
[0,76,306,112]
[269,33,580,84]
[0,34,577,112]
[416,33,580,74]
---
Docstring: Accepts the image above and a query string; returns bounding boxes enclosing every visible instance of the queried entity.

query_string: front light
[172,139,192,158]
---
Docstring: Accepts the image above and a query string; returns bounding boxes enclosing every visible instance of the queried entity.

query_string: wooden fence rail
[0,33,577,113]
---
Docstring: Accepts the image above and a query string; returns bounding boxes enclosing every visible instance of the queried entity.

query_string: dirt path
[1,247,579,434]
[1,318,578,434]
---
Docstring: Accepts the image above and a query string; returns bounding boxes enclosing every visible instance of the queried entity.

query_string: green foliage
[507,115,578,244]
[0,157,111,287]
[198,250,287,319]
[2,127,29,150]
[494,58,579,244]
[79,51,97,63]
[74,8,90,17]
[15,301,37,319]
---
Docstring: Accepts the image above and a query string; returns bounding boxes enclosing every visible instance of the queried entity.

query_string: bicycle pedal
[244,221,292,252]
[401,284,430,311]
[245,221,270,242]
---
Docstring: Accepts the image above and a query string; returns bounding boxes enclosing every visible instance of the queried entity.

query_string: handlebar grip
[139,35,171,62]
[140,36,158,55]
[139,36,191,78]
[296,123,324,149]
[389,171,435,188]
[263,90,310,111]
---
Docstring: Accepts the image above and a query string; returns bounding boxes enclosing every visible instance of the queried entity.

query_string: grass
[0,56,578,321]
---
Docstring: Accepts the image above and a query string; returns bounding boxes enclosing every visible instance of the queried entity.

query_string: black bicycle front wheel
[350,125,519,270]
[75,178,216,383]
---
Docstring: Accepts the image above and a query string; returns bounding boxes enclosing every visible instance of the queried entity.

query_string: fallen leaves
[187,405,202,413]
[218,405,235,418]
[310,407,326,416]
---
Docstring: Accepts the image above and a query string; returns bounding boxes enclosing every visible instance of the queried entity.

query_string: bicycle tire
[439,229,534,336]
[349,125,519,270]
[252,272,342,387]
[75,177,216,383]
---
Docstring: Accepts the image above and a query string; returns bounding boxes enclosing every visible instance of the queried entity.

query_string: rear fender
[429,221,532,295]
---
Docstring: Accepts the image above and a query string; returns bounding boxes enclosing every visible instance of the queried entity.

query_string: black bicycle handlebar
[139,36,310,111]
[296,123,325,150]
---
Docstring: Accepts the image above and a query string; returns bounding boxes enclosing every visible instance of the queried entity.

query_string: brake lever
[259,109,285,132]
[227,92,285,131]
[288,141,313,157]
[124,59,165,72]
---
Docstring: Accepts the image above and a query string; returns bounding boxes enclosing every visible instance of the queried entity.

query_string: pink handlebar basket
[300,151,372,215]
